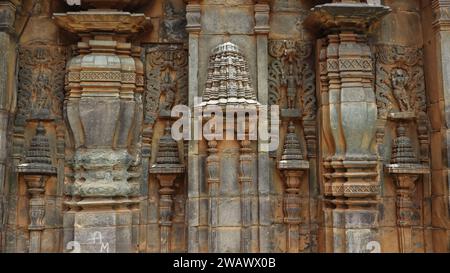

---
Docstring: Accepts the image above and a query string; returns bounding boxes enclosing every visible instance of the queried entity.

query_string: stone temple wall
[0,0,448,253]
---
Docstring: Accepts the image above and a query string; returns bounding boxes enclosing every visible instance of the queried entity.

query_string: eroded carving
[376,45,426,119]
[16,43,66,125]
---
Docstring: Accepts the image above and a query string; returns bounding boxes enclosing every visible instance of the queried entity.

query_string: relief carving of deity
[391,68,412,113]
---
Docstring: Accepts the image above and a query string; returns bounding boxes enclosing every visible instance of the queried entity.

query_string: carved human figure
[160,71,176,112]
[34,72,51,116]
[284,64,298,109]
[391,68,411,112]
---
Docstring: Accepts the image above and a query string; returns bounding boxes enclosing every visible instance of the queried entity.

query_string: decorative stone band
[278,160,310,171]
[385,164,430,175]
[80,71,122,82]
[136,75,144,86]
[432,0,450,30]
[324,183,380,198]
[327,59,339,72]
[150,165,185,175]
[339,58,373,72]
[121,72,137,84]
[68,72,81,82]
[16,164,57,175]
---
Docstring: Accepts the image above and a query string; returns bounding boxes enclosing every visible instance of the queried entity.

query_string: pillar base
[73,209,133,253]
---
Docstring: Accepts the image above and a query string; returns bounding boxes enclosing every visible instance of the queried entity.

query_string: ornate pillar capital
[254,3,270,35]
[432,0,450,31]
[0,0,20,35]
[186,3,201,33]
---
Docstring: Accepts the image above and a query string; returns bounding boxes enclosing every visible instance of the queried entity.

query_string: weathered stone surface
[1,0,449,254]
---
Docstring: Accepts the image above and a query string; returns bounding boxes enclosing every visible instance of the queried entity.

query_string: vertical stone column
[150,122,185,253]
[424,0,450,252]
[278,122,309,253]
[431,0,450,244]
[0,0,19,252]
[308,1,390,252]
[16,123,57,253]
[185,1,202,253]
[373,0,430,252]
[386,117,429,253]
[53,3,149,253]
[254,1,271,253]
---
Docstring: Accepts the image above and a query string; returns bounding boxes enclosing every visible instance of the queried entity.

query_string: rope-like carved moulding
[16,123,57,253]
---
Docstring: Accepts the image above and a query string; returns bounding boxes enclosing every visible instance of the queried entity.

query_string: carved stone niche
[268,40,317,158]
[374,43,431,253]
[268,40,316,120]
[15,42,67,127]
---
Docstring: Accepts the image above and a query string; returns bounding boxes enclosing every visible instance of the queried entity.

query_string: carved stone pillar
[0,0,20,251]
[206,139,219,252]
[16,123,57,253]
[278,122,309,253]
[54,1,149,253]
[431,0,450,239]
[150,123,184,253]
[308,1,390,252]
[254,1,272,253]
[386,114,429,253]
[185,0,202,253]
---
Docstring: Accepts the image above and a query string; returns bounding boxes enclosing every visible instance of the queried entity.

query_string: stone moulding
[53,11,150,34]
[70,0,149,10]
[307,3,391,31]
